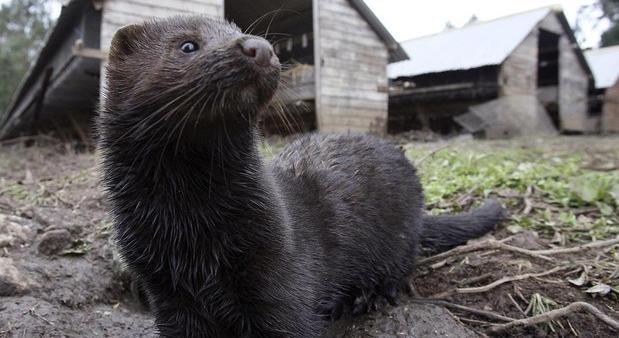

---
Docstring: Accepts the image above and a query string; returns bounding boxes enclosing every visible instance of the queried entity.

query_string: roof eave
[347,0,409,63]
[1,0,86,130]
[552,9,594,79]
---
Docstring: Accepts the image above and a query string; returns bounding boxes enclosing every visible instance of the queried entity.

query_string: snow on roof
[388,7,552,79]
[585,46,619,89]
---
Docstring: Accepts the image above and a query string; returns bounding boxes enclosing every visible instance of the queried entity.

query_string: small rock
[0,214,35,248]
[510,230,546,250]
[0,234,14,247]
[0,257,31,296]
[38,229,72,256]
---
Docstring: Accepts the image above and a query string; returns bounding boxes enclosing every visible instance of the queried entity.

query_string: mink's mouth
[236,66,280,107]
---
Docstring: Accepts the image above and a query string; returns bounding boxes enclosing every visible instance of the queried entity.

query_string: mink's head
[100,16,280,145]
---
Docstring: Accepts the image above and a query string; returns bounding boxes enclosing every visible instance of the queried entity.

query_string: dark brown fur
[97,15,503,337]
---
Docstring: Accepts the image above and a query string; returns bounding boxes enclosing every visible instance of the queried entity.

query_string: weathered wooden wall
[100,0,223,51]
[602,80,619,133]
[315,0,389,134]
[498,27,539,122]
[558,36,592,132]
[538,13,593,132]
[499,30,538,97]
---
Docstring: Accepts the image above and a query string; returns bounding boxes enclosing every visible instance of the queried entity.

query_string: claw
[330,302,343,320]
[402,282,413,296]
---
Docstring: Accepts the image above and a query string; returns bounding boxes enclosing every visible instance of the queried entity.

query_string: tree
[0,0,55,116]
[466,14,478,26]
[599,0,619,46]
[575,0,619,47]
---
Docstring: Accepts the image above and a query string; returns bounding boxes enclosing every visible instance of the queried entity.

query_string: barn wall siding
[602,81,619,133]
[316,0,389,134]
[498,28,538,120]
[539,13,593,132]
[100,0,223,54]
[558,35,591,131]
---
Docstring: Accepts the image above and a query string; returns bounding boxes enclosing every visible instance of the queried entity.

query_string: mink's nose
[241,38,279,67]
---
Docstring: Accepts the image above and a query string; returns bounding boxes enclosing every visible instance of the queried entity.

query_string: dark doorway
[537,29,560,87]
[537,29,561,129]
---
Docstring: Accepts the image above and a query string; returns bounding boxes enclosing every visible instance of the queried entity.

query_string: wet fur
[98,16,504,337]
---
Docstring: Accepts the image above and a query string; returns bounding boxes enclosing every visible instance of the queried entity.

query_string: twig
[487,302,619,335]
[420,236,619,267]
[415,144,451,166]
[507,293,525,315]
[431,267,567,299]
[458,273,493,286]
[418,236,555,266]
[459,317,496,326]
[513,285,527,304]
[533,236,619,255]
[490,240,554,262]
[412,298,514,322]
[418,237,513,266]
[456,186,479,206]
[22,304,54,326]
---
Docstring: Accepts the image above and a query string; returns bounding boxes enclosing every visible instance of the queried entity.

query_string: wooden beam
[72,39,107,60]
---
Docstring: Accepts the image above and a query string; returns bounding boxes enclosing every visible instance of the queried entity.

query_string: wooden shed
[0,0,406,139]
[388,7,596,138]
[586,46,619,133]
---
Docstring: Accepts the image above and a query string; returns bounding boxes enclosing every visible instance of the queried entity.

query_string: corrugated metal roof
[388,7,552,78]
[585,46,619,89]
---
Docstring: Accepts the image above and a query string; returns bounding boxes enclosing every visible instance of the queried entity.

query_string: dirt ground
[0,135,618,337]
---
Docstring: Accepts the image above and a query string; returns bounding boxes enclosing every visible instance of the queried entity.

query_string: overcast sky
[2,0,609,48]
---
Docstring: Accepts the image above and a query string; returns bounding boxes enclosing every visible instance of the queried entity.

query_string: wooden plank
[322,107,387,119]
[322,50,388,67]
[105,0,221,19]
[320,114,381,128]
[321,96,386,110]
[319,77,382,92]
[316,0,388,134]
[319,30,385,49]
[129,0,222,12]
[106,3,199,19]
[320,71,386,86]
[320,0,359,16]
[321,41,389,59]
[319,86,387,101]
[322,59,386,74]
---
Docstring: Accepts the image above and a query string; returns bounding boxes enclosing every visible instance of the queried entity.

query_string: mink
[97,15,504,337]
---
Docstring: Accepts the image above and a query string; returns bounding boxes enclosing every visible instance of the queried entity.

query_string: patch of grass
[525,293,561,333]
[405,146,619,242]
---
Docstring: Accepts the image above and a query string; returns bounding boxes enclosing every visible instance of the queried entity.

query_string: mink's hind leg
[317,293,356,320]
[317,299,345,321]
[351,279,411,316]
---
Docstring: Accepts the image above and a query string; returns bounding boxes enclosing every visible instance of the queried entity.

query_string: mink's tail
[421,199,505,251]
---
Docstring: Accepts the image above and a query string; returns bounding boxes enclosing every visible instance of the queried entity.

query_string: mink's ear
[109,24,144,61]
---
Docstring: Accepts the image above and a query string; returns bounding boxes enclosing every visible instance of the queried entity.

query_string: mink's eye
[180,41,199,54]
